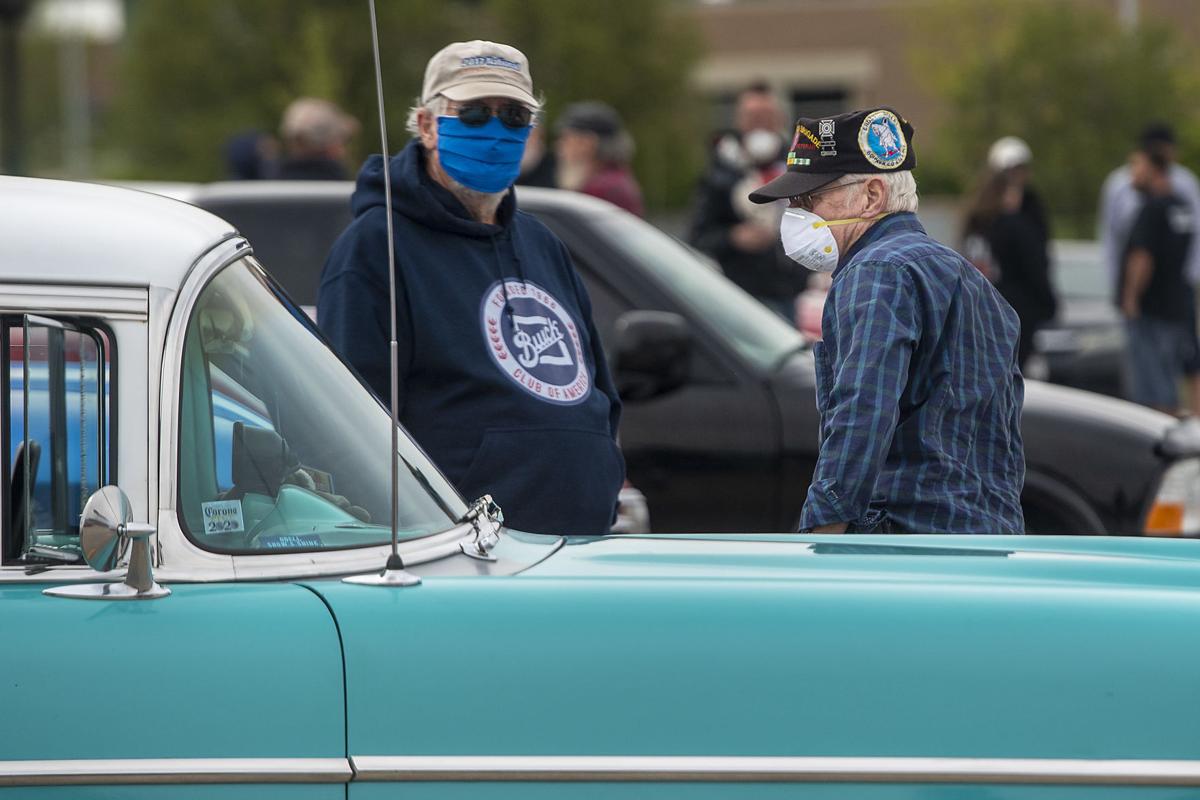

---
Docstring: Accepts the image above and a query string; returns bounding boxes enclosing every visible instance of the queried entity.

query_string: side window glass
[571,258,728,385]
[6,316,113,565]
[574,270,626,357]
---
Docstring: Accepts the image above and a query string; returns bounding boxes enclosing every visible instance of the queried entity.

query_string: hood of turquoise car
[523,532,1200,591]
[318,531,1200,765]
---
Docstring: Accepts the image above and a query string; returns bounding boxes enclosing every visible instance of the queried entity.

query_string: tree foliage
[913,0,1200,235]
[485,0,703,209]
[103,0,702,208]
[106,0,463,180]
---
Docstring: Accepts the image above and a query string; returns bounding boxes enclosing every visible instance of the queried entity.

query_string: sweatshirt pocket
[457,427,626,536]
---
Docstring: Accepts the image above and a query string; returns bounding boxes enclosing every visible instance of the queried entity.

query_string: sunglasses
[452,102,533,130]
[790,179,866,211]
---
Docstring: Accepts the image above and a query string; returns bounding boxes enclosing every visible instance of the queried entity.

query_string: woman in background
[961,137,1058,369]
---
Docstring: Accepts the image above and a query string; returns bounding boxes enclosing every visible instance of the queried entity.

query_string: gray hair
[835,170,919,214]
[405,95,450,135]
[405,94,544,136]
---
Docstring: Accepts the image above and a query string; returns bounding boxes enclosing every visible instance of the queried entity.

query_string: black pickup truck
[163,181,1200,536]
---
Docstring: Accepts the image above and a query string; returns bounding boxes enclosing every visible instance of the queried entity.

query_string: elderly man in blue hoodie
[318,41,625,536]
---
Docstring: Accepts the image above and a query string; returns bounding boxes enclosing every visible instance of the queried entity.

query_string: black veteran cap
[749,107,916,204]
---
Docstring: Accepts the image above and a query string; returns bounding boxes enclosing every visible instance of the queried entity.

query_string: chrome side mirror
[43,486,170,600]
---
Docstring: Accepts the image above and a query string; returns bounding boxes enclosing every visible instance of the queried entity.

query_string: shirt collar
[835,212,925,275]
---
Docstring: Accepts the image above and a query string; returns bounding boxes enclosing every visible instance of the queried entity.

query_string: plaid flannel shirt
[799,213,1025,534]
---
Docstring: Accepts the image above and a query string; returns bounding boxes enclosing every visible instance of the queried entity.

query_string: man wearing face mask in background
[688,82,806,317]
[749,108,1024,534]
[317,41,625,536]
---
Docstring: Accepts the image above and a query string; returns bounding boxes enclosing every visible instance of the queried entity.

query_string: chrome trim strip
[0,283,149,318]
[350,756,1200,786]
[0,758,351,786]
[9,755,1200,787]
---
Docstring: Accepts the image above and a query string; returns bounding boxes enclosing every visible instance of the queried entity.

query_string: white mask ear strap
[812,212,890,230]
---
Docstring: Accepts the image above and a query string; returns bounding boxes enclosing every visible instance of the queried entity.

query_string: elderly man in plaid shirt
[750,108,1025,534]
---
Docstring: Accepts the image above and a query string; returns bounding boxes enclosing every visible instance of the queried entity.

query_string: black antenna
[344,0,420,587]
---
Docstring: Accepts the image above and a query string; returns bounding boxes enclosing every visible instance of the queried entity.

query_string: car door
[530,205,782,532]
[0,306,347,798]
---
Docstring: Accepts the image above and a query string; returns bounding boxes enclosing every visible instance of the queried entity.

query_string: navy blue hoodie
[318,141,624,535]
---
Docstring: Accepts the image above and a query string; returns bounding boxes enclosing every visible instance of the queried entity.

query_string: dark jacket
[276,156,349,181]
[686,143,807,305]
[317,141,625,535]
[963,187,1056,366]
[991,189,1057,327]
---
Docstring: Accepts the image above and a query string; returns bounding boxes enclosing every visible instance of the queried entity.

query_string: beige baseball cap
[421,40,537,107]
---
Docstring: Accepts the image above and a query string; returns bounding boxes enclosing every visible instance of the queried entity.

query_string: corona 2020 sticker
[481,280,591,405]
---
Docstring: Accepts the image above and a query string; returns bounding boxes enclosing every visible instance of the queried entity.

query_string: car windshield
[177,259,465,553]
[592,213,808,371]
[1051,240,1109,300]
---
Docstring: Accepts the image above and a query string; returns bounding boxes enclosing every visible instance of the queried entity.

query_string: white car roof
[0,176,237,289]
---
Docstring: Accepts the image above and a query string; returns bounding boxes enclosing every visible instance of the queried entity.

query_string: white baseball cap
[988,136,1032,171]
[421,40,537,107]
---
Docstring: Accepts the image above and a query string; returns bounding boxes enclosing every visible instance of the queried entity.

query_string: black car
[166,181,1200,536]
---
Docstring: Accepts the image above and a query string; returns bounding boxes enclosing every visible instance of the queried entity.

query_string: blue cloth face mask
[436,116,532,194]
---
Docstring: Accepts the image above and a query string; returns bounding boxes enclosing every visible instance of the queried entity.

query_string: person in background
[749,108,1024,534]
[276,98,360,180]
[961,136,1057,368]
[223,130,278,180]
[553,101,644,217]
[1119,141,1197,414]
[687,81,806,318]
[1100,123,1200,413]
[317,40,624,536]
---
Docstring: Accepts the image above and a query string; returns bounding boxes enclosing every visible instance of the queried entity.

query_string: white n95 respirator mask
[780,208,840,273]
[779,208,883,273]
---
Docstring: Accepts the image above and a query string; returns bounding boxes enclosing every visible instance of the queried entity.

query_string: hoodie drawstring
[492,228,529,322]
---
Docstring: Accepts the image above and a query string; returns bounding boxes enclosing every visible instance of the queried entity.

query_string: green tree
[486,0,703,210]
[105,0,470,179]
[104,0,703,210]
[913,0,1200,236]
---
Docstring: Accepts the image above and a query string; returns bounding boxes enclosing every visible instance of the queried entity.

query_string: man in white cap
[317,41,625,536]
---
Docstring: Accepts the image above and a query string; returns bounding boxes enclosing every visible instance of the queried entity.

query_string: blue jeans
[1125,316,1191,409]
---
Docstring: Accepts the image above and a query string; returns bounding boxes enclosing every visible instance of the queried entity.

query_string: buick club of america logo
[481,280,591,405]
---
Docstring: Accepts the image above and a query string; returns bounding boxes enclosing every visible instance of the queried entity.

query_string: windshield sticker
[303,466,335,495]
[480,280,592,405]
[201,500,245,535]
[257,534,323,549]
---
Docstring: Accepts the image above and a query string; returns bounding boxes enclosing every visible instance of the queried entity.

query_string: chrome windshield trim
[0,758,351,786]
[349,756,1200,786]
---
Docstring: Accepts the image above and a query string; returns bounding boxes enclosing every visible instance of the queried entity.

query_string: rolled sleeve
[799,262,920,529]
[801,478,849,528]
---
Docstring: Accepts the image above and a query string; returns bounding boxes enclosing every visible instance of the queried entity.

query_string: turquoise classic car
[1,176,1199,799]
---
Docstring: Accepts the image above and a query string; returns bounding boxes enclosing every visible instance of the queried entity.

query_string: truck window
[4,317,114,565]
